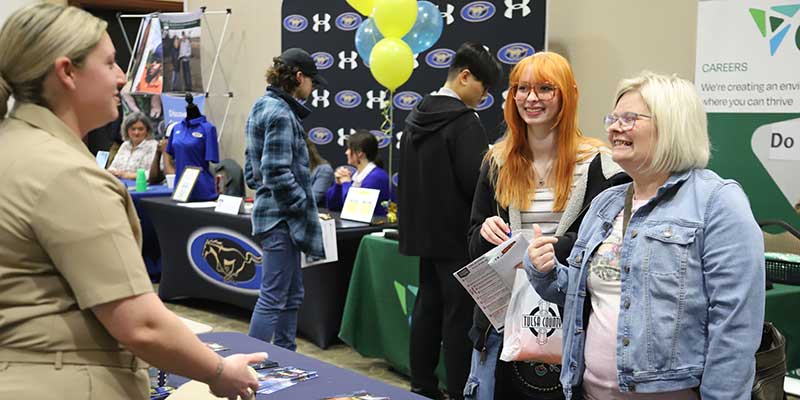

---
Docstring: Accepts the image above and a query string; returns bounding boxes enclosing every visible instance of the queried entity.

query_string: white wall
[1,0,43,115]
[187,0,699,163]
[186,0,282,170]
[549,0,698,139]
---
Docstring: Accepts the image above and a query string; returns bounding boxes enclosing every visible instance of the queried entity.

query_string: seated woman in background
[326,130,390,216]
[307,137,334,207]
[107,112,158,179]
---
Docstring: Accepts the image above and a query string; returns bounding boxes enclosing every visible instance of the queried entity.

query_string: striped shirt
[519,158,592,234]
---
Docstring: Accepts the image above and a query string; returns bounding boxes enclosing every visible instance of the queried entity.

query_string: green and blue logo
[394,281,418,326]
[749,5,800,55]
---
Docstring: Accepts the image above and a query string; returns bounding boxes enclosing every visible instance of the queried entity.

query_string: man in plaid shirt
[244,48,327,351]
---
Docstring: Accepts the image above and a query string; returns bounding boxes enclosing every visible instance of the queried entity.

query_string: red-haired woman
[463,52,630,400]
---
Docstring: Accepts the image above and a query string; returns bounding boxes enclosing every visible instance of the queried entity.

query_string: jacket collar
[185,115,207,126]
[267,86,311,120]
[595,169,694,222]
[10,103,93,162]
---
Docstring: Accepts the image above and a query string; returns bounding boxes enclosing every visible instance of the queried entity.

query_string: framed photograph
[172,166,201,202]
[340,187,380,223]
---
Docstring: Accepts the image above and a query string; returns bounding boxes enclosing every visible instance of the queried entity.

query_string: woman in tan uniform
[0,4,264,399]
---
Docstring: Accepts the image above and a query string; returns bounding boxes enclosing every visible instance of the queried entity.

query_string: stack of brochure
[321,391,390,399]
[453,233,530,331]
[256,366,319,394]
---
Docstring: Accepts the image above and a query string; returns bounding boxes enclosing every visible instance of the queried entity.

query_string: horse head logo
[311,52,334,70]
[497,42,535,64]
[425,48,455,68]
[393,91,422,111]
[308,127,334,145]
[336,12,362,31]
[283,15,308,32]
[461,1,496,22]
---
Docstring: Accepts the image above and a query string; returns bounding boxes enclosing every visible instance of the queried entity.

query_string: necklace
[533,161,553,186]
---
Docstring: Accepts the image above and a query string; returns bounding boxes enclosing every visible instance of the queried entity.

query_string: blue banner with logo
[161,93,206,127]
[282,1,547,184]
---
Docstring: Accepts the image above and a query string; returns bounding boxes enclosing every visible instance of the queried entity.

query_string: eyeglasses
[603,111,652,131]
[513,82,558,101]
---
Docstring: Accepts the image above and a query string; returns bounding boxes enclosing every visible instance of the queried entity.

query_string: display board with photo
[159,11,204,94]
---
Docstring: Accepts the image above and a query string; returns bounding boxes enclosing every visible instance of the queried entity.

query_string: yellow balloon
[346,0,375,16]
[369,38,414,91]
[373,0,417,38]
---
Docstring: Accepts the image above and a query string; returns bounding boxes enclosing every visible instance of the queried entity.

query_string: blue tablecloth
[167,332,426,399]
[121,179,173,280]
[122,179,174,199]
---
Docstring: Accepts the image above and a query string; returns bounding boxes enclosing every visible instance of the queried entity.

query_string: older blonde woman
[0,4,264,399]
[527,72,764,399]
[108,111,158,179]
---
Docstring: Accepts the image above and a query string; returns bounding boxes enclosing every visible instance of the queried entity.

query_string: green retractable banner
[696,0,800,231]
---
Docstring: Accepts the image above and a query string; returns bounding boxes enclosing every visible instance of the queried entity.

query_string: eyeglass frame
[512,82,559,102]
[603,111,652,131]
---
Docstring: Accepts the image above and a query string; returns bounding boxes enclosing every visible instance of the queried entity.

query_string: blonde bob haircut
[614,71,710,174]
[0,4,107,119]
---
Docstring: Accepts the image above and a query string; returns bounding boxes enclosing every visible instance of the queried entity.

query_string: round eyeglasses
[603,111,652,131]
[513,82,558,101]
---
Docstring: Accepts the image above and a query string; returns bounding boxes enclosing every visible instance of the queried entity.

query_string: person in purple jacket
[325,130,390,216]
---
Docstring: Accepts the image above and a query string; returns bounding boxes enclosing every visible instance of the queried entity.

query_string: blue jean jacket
[526,168,765,400]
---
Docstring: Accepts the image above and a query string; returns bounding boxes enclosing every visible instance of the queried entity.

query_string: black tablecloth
[168,332,425,399]
[140,197,388,348]
[126,182,173,280]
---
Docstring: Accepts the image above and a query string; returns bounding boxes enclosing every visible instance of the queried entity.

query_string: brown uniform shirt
[0,103,153,351]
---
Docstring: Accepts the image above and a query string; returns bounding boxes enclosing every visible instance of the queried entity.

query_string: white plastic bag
[499,268,563,364]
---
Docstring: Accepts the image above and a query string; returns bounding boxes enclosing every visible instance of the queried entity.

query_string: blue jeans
[248,223,303,351]
[463,328,502,399]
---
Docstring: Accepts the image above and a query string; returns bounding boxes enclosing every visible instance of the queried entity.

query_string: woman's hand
[109,168,134,179]
[480,216,510,245]
[207,352,267,400]
[157,138,168,153]
[527,224,559,273]
[109,169,137,180]
[334,167,352,184]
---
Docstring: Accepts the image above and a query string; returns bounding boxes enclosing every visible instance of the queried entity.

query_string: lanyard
[622,185,635,238]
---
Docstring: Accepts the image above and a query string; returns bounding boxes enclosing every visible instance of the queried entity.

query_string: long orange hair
[488,52,602,211]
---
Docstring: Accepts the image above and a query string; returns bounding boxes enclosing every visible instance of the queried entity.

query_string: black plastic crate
[766,259,800,285]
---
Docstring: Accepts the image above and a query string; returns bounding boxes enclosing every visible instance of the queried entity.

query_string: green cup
[135,168,147,192]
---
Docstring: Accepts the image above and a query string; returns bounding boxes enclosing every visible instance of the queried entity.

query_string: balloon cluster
[348,0,443,91]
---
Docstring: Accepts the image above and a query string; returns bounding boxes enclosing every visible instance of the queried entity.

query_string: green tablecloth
[339,235,800,381]
[339,235,445,382]
[765,283,800,376]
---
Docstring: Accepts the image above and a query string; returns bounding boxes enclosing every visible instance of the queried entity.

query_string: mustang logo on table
[202,239,261,282]
[188,228,263,293]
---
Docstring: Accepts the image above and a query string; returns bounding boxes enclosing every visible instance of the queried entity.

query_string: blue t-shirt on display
[166,115,219,201]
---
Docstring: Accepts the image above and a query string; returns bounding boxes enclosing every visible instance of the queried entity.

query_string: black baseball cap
[279,48,328,88]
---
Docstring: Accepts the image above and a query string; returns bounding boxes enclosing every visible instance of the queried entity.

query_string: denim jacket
[526,168,765,399]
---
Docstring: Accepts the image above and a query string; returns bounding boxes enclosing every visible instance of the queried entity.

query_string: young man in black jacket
[398,42,502,400]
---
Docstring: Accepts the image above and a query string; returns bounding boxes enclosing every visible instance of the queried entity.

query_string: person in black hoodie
[399,42,503,400]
